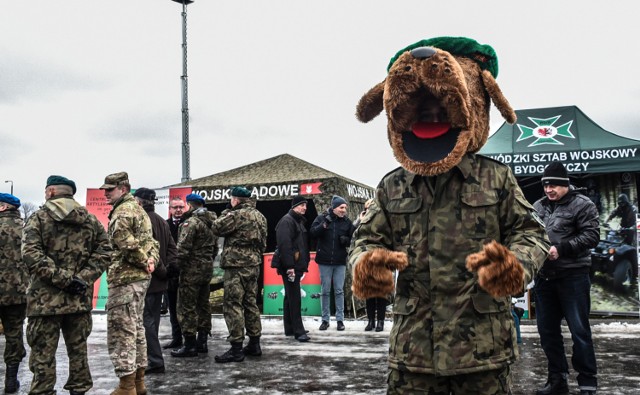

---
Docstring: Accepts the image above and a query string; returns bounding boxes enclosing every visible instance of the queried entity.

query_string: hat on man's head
[231,186,251,198]
[186,193,205,205]
[100,172,129,189]
[133,187,157,202]
[291,195,307,208]
[0,193,20,208]
[541,161,569,187]
[46,175,77,194]
[331,195,348,209]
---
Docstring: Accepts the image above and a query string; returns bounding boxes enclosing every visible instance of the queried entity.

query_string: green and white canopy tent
[480,105,640,205]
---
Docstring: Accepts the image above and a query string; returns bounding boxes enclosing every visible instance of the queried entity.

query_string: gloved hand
[352,249,408,299]
[466,240,524,297]
[64,276,89,296]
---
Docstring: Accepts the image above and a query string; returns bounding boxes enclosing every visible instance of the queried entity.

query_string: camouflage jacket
[22,196,111,316]
[107,193,159,287]
[211,199,267,269]
[0,209,28,306]
[349,154,549,375]
[176,208,217,284]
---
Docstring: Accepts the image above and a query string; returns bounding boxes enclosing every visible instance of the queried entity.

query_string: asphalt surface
[1,314,639,394]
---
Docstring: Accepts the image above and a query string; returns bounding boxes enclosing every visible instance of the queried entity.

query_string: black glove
[64,276,89,296]
[339,235,351,246]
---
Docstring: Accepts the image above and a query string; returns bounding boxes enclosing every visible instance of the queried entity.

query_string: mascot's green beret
[231,186,251,198]
[387,36,499,77]
[46,175,77,194]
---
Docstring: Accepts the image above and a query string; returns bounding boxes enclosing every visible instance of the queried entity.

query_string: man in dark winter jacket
[533,161,600,395]
[0,193,28,394]
[22,176,111,395]
[274,196,311,342]
[171,193,217,358]
[134,188,177,374]
[164,197,186,350]
[605,193,637,248]
[310,195,355,331]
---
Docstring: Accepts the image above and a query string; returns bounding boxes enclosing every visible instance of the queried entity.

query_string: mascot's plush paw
[352,249,408,299]
[465,240,524,297]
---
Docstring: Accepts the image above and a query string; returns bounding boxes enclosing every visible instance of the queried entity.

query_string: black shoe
[536,374,569,395]
[375,320,384,332]
[145,365,166,374]
[295,333,310,342]
[579,391,596,395]
[337,321,345,331]
[163,338,183,350]
[364,320,375,331]
[319,321,329,330]
[171,335,198,358]
[69,391,85,395]
[4,363,19,394]
[196,331,209,354]
[215,342,245,363]
[242,336,262,357]
[285,330,308,336]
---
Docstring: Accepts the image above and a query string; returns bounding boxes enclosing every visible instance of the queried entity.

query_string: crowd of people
[0,162,637,394]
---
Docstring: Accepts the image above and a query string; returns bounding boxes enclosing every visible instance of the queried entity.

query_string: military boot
[135,367,147,395]
[196,331,209,354]
[214,342,245,363]
[364,319,375,331]
[171,335,198,358]
[4,363,20,394]
[375,320,384,332]
[536,373,569,395]
[110,373,136,395]
[242,336,262,357]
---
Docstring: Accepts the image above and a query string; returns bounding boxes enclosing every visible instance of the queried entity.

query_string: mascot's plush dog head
[357,36,516,176]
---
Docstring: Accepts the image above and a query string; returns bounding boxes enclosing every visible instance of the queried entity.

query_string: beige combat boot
[110,373,136,395]
[135,367,147,395]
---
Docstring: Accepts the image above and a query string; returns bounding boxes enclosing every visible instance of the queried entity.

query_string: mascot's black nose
[410,47,436,59]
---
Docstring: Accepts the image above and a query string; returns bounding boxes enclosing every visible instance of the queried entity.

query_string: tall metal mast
[171,0,194,182]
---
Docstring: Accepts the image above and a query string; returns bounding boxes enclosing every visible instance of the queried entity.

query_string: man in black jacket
[134,188,177,375]
[163,197,186,350]
[310,195,355,331]
[274,196,311,342]
[533,161,600,395]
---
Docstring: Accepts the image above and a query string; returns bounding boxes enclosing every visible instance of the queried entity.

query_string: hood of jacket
[44,196,86,224]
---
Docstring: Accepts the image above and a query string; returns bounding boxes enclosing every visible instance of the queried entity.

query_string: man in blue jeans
[310,196,355,331]
[533,161,600,395]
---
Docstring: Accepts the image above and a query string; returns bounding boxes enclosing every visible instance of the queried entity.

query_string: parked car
[590,225,638,291]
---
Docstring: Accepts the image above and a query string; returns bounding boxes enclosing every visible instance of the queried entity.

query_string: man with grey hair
[22,176,111,395]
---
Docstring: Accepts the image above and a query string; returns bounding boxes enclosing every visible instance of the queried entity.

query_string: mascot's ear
[356,80,385,123]
[481,70,517,124]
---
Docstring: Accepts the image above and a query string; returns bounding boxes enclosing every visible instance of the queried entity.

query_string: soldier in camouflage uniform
[211,187,267,363]
[171,193,217,358]
[22,176,111,395]
[0,193,27,394]
[100,172,159,395]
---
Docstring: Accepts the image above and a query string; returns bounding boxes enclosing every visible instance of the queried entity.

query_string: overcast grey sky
[1,0,639,207]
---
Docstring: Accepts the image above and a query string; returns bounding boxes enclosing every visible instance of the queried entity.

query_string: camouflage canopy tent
[171,153,376,316]
[480,106,640,215]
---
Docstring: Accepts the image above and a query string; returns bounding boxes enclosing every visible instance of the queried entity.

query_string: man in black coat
[164,197,186,349]
[274,196,311,342]
[134,188,177,374]
[310,195,355,331]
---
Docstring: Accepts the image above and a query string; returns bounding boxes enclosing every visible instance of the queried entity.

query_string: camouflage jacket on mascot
[348,37,550,377]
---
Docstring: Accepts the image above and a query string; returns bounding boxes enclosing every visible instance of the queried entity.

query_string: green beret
[46,175,77,194]
[230,186,251,198]
[387,36,499,78]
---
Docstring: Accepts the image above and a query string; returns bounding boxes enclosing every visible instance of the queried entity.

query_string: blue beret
[231,186,251,198]
[185,193,205,204]
[46,175,77,194]
[0,193,21,208]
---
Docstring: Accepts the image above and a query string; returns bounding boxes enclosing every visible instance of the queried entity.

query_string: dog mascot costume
[349,37,550,394]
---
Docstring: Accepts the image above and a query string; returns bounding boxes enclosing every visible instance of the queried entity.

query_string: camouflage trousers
[387,366,512,395]
[26,312,93,394]
[177,281,212,335]
[223,266,262,343]
[0,303,26,365]
[107,280,148,377]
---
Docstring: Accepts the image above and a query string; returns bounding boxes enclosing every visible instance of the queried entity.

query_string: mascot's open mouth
[402,123,462,163]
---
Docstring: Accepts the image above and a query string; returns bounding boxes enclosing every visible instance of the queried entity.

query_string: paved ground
[1,314,639,394]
